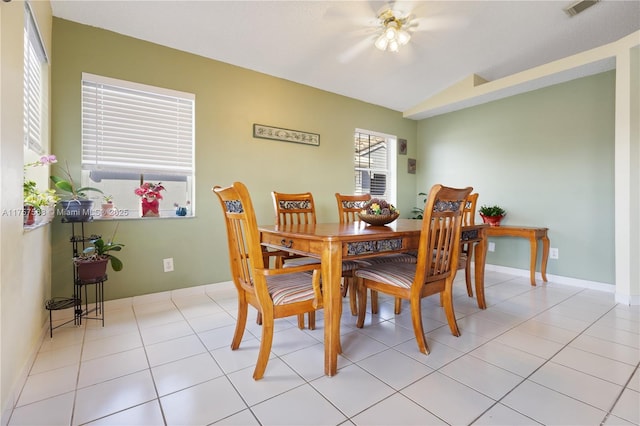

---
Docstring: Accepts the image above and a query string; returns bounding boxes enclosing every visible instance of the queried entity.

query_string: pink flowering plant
[361,198,399,215]
[134,182,165,200]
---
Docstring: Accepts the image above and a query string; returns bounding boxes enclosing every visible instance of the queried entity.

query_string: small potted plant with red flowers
[135,180,165,217]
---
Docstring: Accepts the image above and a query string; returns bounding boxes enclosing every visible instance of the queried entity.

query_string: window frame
[353,129,397,206]
[23,2,48,154]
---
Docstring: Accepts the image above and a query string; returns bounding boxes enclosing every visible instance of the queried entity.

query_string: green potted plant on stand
[479,204,506,227]
[50,159,103,222]
[74,224,125,281]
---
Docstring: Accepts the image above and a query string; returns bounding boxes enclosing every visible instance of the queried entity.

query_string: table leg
[528,236,538,286]
[474,234,487,310]
[540,233,550,282]
[322,241,342,376]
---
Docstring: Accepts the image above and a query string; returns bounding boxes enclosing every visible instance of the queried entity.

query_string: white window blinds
[81,73,195,177]
[23,3,48,153]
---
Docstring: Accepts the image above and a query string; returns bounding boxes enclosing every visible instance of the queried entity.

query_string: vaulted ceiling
[51,1,640,117]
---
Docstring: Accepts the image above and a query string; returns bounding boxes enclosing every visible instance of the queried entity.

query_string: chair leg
[297,314,305,329]
[253,315,274,380]
[394,297,402,314]
[232,300,248,350]
[464,244,474,297]
[308,311,316,330]
[356,278,367,328]
[371,290,378,314]
[348,278,358,316]
[256,312,263,325]
[410,296,429,354]
[441,287,460,337]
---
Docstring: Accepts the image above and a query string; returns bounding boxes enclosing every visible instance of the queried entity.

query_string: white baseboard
[483,263,616,292]
[482,263,640,305]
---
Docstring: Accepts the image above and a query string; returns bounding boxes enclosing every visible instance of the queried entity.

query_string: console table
[485,225,549,285]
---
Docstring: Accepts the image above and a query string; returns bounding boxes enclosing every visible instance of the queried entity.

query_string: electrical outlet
[488,242,496,252]
[549,248,559,260]
[163,258,174,272]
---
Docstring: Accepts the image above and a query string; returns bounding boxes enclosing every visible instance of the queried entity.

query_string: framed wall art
[408,158,416,174]
[398,138,407,155]
[253,124,320,146]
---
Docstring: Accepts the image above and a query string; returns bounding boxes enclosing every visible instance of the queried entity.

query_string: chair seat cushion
[284,257,360,272]
[356,253,417,266]
[283,257,320,267]
[267,272,318,305]
[354,263,416,289]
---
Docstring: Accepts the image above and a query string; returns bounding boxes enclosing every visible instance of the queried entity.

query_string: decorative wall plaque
[253,124,320,146]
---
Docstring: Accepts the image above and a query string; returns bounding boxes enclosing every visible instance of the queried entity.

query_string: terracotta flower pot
[74,257,108,282]
[480,214,504,227]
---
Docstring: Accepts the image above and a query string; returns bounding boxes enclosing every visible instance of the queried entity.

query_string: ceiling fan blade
[408,15,469,32]
[337,34,377,64]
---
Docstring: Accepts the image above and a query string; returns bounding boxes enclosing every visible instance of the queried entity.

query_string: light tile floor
[8,271,640,425]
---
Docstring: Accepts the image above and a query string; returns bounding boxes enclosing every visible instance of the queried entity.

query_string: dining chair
[459,193,479,297]
[213,182,323,380]
[272,191,360,327]
[355,184,473,354]
[335,193,416,316]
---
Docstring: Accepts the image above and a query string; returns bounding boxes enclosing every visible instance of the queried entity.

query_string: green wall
[417,71,616,285]
[51,18,418,300]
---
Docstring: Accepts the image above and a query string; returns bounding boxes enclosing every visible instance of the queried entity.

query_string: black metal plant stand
[45,220,107,337]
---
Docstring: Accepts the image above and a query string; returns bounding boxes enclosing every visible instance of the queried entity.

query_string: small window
[353,130,397,204]
[80,73,195,218]
[23,3,48,154]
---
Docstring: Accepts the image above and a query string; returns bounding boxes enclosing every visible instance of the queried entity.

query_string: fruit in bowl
[358,198,400,225]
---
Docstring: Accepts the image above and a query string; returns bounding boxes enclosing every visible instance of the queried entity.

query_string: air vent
[564,0,600,17]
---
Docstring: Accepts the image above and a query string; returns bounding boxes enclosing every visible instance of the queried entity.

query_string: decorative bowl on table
[358,211,400,226]
[357,198,400,226]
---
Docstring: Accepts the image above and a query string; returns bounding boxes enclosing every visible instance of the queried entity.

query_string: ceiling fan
[373,6,414,52]
[334,1,467,63]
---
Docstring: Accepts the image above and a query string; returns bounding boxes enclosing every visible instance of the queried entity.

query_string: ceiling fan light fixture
[397,29,411,45]
[375,35,389,50]
[374,8,412,52]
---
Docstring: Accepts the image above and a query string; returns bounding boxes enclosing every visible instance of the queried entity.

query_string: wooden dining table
[259,218,488,376]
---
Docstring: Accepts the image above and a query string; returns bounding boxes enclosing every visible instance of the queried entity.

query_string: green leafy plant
[479,205,506,217]
[24,155,61,213]
[411,192,428,219]
[78,224,125,271]
[50,159,103,200]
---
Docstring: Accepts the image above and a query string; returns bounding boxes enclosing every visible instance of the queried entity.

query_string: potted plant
[174,201,190,216]
[50,159,103,222]
[101,194,115,219]
[23,155,61,225]
[135,180,165,217]
[74,224,125,282]
[411,192,428,219]
[479,204,506,226]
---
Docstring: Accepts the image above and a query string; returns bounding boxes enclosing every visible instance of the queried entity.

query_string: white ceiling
[50,1,640,116]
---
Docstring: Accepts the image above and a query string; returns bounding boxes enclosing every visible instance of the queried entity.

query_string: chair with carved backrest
[459,193,479,297]
[272,191,361,327]
[335,193,416,316]
[213,182,323,380]
[354,184,472,354]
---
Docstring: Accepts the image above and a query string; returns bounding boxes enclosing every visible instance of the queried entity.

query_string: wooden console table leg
[528,236,538,286]
[540,232,550,283]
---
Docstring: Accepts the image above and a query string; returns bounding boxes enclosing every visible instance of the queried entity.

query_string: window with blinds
[23,3,48,153]
[354,131,393,200]
[80,73,195,218]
